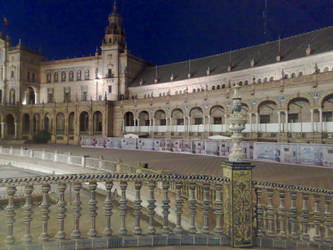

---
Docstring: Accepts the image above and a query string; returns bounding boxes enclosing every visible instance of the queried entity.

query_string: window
[27,72,30,81]
[81,86,88,101]
[244,80,248,85]
[177,118,184,125]
[260,115,270,123]
[85,70,89,80]
[222,84,225,88]
[47,88,54,103]
[47,73,51,83]
[77,70,81,81]
[108,69,112,78]
[214,117,222,124]
[194,118,203,125]
[269,76,274,82]
[54,72,58,82]
[217,85,220,89]
[11,71,14,80]
[61,71,66,82]
[323,112,333,122]
[288,114,298,123]
[298,72,303,77]
[212,86,215,90]
[263,77,267,83]
[108,85,112,93]
[32,72,35,82]
[64,87,71,102]
[291,73,296,78]
[69,71,74,81]
[160,119,166,125]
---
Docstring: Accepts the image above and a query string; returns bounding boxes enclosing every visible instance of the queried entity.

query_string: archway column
[1,122,4,139]
[319,108,323,133]
[255,112,259,133]
[88,114,93,136]
[207,115,210,133]
[277,111,281,132]
[248,113,252,133]
[310,109,314,132]
[284,111,288,133]
[14,122,18,139]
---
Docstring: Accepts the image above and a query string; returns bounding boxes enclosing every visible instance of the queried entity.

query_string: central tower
[100,0,127,101]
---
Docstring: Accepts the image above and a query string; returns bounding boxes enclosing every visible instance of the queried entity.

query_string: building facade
[1,2,333,144]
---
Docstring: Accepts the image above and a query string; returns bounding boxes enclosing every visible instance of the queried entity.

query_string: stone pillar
[255,113,259,132]
[319,108,323,133]
[277,111,281,132]
[222,161,255,247]
[285,111,288,133]
[248,113,252,132]
[14,122,17,139]
[310,109,314,132]
[1,122,4,138]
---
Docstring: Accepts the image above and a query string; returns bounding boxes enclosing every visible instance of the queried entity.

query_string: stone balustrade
[0,173,229,249]
[253,181,333,249]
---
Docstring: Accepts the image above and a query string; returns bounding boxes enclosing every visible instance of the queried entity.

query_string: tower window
[61,71,66,82]
[46,73,51,83]
[54,72,58,82]
[77,70,82,81]
[108,85,112,93]
[69,71,74,81]
[108,69,112,78]
[85,70,90,80]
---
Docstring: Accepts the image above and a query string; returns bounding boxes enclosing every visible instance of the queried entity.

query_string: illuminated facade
[1,2,333,144]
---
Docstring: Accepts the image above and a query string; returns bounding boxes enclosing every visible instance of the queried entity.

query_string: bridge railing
[253,181,333,248]
[0,173,230,249]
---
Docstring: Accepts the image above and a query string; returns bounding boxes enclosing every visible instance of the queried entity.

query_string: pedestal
[222,161,255,248]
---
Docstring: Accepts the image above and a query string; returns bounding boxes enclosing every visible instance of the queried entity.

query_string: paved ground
[17,144,333,190]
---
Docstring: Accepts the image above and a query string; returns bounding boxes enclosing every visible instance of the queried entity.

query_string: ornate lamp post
[222,83,255,248]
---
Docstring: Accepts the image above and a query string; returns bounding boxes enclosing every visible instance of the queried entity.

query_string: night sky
[1,0,333,65]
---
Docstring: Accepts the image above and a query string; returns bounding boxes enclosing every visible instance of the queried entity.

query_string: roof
[130,25,333,87]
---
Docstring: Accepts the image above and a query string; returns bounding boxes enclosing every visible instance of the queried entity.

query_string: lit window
[85,70,90,80]
[69,71,74,81]
[77,70,81,81]
[61,71,66,82]
[54,72,58,82]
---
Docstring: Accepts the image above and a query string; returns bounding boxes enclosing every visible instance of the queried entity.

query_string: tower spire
[113,0,117,14]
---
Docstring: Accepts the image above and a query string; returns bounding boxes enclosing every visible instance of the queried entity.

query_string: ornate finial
[113,0,117,13]
[228,83,246,162]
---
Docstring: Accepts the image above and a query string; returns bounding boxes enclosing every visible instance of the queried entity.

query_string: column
[319,108,323,133]
[285,111,288,133]
[207,115,210,133]
[224,114,228,132]
[122,119,125,133]
[222,161,255,248]
[248,113,252,132]
[310,109,314,132]
[14,122,17,138]
[277,111,281,132]
[255,113,259,132]
[1,122,4,138]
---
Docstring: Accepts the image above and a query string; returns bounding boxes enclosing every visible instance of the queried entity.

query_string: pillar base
[222,161,255,248]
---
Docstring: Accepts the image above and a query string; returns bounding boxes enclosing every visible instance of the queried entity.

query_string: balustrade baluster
[188,183,197,234]
[39,184,51,242]
[88,182,98,238]
[103,181,113,237]
[119,180,128,235]
[214,184,223,234]
[175,182,183,234]
[266,189,274,235]
[202,183,210,234]
[5,186,16,245]
[55,183,67,240]
[22,185,33,244]
[134,180,142,235]
[288,191,298,240]
[301,193,309,241]
[162,181,170,234]
[71,182,82,239]
[324,195,331,243]
[148,181,156,234]
[313,194,322,242]
[256,188,264,237]
[278,190,286,238]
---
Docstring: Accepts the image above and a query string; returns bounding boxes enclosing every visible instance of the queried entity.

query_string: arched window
[291,73,296,78]
[244,80,248,85]
[324,67,329,72]
[61,71,66,82]
[217,85,220,89]
[193,89,196,93]
[46,73,51,83]
[258,79,262,83]
[222,84,225,89]
[298,72,303,77]
[69,71,74,81]
[77,70,82,81]
[85,70,90,80]
[68,112,75,135]
[9,89,15,104]
[80,112,89,134]
[269,76,274,82]
[263,77,267,83]
[56,113,65,134]
[93,111,103,134]
[212,86,215,90]
[54,72,58,82]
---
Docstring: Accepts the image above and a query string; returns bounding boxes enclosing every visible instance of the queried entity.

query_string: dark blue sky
[1,0,333,65]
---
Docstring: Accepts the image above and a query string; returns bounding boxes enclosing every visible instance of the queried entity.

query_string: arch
[44,113,52,133]
[190,107,203,125]
[124,111,134,126]
[93,111,103,134]
[9,88,15,104]
[22,113,30,135]
[154,109,166,126]
[284,95,314,110]
[138,111,149,126]
[210,105,225,124]
[257,100,278,123]
[5,114,15,137]
[33,113,40,133]
[80,111,89,134]
[171,108,184,125]
[68,112,75,135]
[321,94,333,122]
[287,97,311,123]
[26,87,36,104]
[56,113,65,134]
